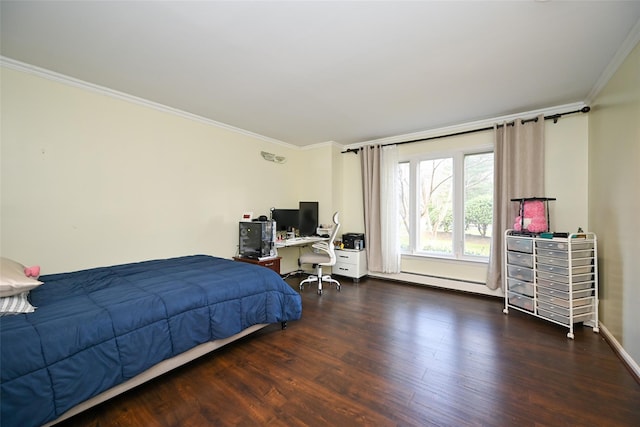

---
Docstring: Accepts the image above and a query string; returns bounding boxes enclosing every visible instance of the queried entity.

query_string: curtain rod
[342,106,590,154]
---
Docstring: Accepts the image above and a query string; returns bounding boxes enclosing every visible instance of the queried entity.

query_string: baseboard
[599,323,640,383]
[367,271,503,298]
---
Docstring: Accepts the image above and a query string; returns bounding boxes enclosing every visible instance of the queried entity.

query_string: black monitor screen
[299,201,319,236]
[272,209,299,231]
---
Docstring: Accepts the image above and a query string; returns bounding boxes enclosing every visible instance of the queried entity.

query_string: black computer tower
[239,221,276,259]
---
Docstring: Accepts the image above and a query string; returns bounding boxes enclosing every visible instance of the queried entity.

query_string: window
[398,150,493,260]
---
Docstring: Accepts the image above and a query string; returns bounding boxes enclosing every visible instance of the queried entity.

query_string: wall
[340,114,590,297]
[0,66,332,273]
[340,150,364,234]
[588,41,640,368]
[545,114,590,232]
[275,143,343,274]
[295,143,339,225]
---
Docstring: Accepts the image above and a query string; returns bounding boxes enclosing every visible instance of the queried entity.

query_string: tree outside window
[419,158,453,254]
[463,152,493,257]
[398,151,493,259]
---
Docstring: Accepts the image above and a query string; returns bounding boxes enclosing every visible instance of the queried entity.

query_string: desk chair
[298,212,341,295]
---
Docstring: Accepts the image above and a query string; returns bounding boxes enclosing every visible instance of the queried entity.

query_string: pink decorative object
[514,200,548,233]
[24,265,41,279]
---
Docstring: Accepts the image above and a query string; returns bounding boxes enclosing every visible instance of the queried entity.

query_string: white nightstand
[333,249,367,281]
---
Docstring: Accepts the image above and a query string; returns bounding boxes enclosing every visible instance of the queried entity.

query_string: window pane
[418,158,453,254]
[398,162,410,251]
[464,152,493,257]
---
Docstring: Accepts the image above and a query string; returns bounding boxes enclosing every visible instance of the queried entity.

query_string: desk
[275,236,324,248]
[233,256,281,274]
[275,237,324,275]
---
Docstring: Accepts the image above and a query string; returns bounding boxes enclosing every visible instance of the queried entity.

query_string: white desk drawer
[336,250,361,264]
[334,249,367,279]
[334,264,360,277]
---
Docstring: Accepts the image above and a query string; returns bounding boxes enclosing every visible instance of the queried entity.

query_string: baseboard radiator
[367,271,503,298]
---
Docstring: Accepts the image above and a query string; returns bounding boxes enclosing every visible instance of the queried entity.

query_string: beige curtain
[360,145,382,272]
[380,145,401,273]
[486,115,545,290]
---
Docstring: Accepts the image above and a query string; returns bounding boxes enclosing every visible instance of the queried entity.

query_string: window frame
[399,144,493,263]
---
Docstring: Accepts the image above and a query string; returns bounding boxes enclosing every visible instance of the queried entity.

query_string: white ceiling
[2,1,640,148]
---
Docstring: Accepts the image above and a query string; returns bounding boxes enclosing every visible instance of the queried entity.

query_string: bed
[0,254,302,427]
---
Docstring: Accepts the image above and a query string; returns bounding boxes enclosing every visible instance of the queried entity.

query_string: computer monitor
[272,209,299,232]
[299,201,319,237]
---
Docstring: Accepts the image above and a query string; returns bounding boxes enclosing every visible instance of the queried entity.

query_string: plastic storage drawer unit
[508,278,534,297]
[507,265,534,282]
[506,237,533,253]
[508,292,534,312]
[507,251,534,268]
[503,230,599,339]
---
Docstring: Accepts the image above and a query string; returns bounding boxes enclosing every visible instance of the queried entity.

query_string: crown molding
[299,140,343,151]
[585,17,640,104]
[0,56,300,150]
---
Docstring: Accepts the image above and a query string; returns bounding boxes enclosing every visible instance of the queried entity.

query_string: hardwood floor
[59,277,640,427]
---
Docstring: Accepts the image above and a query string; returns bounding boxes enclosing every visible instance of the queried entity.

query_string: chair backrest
[326,212,341,262]
[331,211,341,240]
[307,212,341,266]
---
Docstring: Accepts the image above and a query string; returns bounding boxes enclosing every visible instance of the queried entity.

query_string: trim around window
[398,144,493,262]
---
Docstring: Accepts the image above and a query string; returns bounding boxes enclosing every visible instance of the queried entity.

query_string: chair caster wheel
[318,289,322,295]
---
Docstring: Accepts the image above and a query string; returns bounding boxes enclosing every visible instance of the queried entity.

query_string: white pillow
[0,257,43,297]
[0,291,36,316]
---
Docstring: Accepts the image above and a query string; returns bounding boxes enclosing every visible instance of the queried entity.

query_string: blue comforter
[0,255,302,427]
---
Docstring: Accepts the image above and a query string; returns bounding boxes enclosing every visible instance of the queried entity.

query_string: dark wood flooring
[59,276,640,427]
